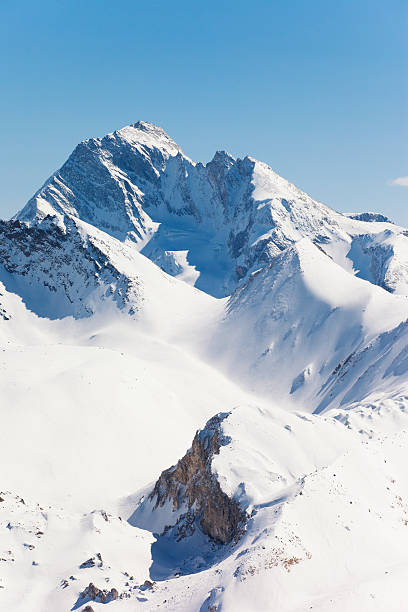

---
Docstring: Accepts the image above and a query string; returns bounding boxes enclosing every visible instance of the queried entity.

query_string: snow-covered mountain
[15,120,408,298]
[2,122,408,612]
[212,237,408,412]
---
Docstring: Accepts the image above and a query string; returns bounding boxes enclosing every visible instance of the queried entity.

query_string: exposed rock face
[0,218,141,319]
[345,212,394,223]
[79,553,103,569]
[149,413,246,544]
[142,579,154,589]
[15,121,181,242]
[347,231,408,295]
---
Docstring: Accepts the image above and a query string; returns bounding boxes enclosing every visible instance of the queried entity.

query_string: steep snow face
[15,121,408,297]
[0,218,142,319]
[16,121,185,242]
[211,239,408,411]
[0,216,219,331]
[347,230,408,295]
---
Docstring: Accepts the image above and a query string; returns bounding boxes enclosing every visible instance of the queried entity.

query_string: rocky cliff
[148,413,246,544]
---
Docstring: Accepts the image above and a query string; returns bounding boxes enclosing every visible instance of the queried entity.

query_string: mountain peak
[130,119,169,134]
[14,122,408,300]
[211,149,235,162]
[132,119,157,128]
[112,120,184,158]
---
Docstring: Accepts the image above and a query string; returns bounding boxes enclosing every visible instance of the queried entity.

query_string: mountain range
[1,121,408,612]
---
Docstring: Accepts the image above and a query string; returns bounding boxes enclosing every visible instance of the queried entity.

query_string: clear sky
[1,0,407,223]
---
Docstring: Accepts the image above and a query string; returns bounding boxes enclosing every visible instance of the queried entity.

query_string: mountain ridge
[15,120,408,298]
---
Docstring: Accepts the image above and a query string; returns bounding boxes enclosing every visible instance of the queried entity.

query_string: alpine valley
[2,121,408,611]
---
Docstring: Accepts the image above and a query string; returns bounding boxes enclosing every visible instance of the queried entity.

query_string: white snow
[2,122,408,611]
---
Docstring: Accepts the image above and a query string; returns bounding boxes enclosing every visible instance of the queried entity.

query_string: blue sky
[1,0,407,222]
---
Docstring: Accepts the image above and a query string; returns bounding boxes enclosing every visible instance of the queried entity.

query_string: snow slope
[211,238,408,412]
[127,402,408,612]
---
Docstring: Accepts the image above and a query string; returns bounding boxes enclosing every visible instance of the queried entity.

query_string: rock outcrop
[78,582,119,604]
[345,211,394,223]
[149,413,246,544]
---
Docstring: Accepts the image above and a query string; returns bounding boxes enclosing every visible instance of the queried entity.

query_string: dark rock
[0,219,139,320]
[346,212,393,224]
[78,582,119,604]
[79,557,95,569]
[143,580,154,589]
